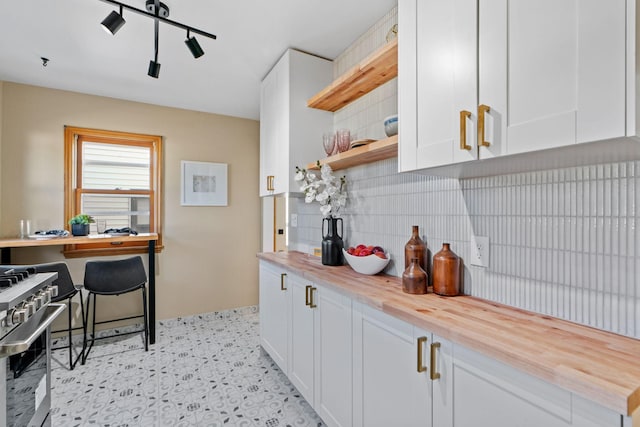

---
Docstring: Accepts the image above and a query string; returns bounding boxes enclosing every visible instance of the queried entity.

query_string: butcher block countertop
[258,251,640,417]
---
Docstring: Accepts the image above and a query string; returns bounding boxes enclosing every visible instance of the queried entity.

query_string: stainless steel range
[0,267,63,427]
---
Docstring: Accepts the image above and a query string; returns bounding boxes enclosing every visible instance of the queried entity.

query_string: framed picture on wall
[181,160,228,206]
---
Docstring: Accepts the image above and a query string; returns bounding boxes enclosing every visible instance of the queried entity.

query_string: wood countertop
[257,251,640,417]
[0,233,158,248]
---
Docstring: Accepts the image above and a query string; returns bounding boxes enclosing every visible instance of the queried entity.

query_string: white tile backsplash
[289,6,640,339]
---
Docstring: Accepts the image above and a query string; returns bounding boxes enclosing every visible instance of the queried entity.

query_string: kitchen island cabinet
[399,0,631,175]
[258,251,640,426]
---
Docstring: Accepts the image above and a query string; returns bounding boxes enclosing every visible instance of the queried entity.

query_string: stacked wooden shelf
[306,135,398,171]
[307,38,398,112]
[305,38,399,171]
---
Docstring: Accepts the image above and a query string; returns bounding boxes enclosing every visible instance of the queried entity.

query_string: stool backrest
[33,262,77,302]
[84,256,147,295]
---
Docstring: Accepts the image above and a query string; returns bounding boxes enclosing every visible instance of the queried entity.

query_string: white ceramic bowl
[342,248,390,275]
[384,114,398,137]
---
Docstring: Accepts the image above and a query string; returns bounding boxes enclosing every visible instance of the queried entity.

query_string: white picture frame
[181,160,228,206]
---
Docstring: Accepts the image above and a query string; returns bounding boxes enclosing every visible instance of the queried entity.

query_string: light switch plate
[470,235,489,267]
[290,214,298,227]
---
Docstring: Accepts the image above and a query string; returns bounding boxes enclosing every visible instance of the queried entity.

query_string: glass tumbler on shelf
[323,132,335,156]
[336,129,350,153]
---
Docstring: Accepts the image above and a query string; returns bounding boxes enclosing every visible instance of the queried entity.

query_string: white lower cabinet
[288,274,315,403]
[352,303,433,427]
[260,262,628,427]
[431,334,622,427]
[261,264,352,427]
[315,284,353,427]
[258,262,289,373]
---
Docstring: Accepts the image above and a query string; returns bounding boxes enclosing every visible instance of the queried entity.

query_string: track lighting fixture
[148,19,161,78]
[101,5,126,35]
[185,29,204,59]
[95,0,217,78]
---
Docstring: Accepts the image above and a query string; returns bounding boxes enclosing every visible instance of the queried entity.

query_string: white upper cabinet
[259,49,333,196]
[479,0,626,159]
[399,0,630,173]
[399,0,478,171]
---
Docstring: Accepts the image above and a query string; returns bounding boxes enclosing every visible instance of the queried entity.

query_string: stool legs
[82,289,148,364]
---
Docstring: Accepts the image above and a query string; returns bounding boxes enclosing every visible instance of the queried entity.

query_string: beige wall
[0,82,260,324]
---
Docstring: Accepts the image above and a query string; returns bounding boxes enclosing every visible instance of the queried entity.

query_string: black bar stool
[82,256,149,364]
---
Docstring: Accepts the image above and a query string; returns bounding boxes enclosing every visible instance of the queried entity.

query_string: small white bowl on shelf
[383,114,398,137]
[342,248,390,275]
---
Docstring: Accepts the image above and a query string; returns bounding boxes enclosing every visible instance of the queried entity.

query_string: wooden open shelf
[307,38,398,112]
[307,135,398,171]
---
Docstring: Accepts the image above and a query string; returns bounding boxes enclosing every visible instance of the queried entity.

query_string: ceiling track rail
[95,0,217,40]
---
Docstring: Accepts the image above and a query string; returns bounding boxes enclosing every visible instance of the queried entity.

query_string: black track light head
[101,7,126,35]
[185,36,204,59]
[148,60,161,78]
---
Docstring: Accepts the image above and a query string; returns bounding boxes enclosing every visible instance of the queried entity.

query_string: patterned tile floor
[50,307,324,427]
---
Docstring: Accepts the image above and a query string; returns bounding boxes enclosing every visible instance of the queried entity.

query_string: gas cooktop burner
[0,268,35,289]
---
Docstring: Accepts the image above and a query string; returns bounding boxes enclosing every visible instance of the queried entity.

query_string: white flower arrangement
[295,162,347,217]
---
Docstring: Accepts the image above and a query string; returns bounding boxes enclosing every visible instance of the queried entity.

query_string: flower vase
[322,216,344,266]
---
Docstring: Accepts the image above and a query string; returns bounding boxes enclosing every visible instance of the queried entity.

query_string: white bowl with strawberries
[343,245,390,275]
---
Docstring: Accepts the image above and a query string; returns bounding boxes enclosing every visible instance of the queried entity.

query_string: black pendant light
[185,29,204,59]
[101,5,126,35]
[148,20,161,78]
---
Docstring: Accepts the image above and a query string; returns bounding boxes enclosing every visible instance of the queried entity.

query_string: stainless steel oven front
[0,270,62,427]
[0,303,64,427]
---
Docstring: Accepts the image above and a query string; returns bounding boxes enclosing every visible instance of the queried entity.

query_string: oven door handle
[0,304,65,357]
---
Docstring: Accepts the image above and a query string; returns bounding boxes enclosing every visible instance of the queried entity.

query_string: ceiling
[0,0,396,121]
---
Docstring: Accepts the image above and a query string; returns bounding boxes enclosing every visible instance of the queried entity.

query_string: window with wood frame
[64,126,163,257]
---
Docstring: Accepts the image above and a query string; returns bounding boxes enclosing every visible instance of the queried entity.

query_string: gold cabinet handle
[309,287,317,308]
[459,110,472,150]
[266,175,275,191]
[280,273,287,291]
[430,342,441,380]
[477,104,491,147]
[417,336,428,373]
[305,285,311,306]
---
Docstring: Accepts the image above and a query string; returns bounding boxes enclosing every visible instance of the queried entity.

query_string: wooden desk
[0,233,159,344]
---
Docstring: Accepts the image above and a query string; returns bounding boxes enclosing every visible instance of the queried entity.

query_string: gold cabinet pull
[417,336,428,373]
[309,287,317,308]
[430,342,441,380]
[305,285,311,306]
[477,104,491,147]
[459,110,472,150]
[266,175,275,191]
[280,273,287,291]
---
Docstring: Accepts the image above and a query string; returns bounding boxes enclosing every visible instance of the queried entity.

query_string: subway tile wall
[289,7,640,339]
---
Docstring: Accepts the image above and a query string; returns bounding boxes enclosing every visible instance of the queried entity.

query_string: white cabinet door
[399,0,478,171]
[315,285,352,427]
[399,0,628,172]
[352,303,432,427]
[258,262,289,373]
[288,273,316,404]
[259,49,332,197]
[433,338,621,427]
[479,0,626,158]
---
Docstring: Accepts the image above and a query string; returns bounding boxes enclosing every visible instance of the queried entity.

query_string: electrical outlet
[470,235,489,267]
[290,214,298,228]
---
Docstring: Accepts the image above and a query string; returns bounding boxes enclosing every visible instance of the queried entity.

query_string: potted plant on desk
[68,214,94,236]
